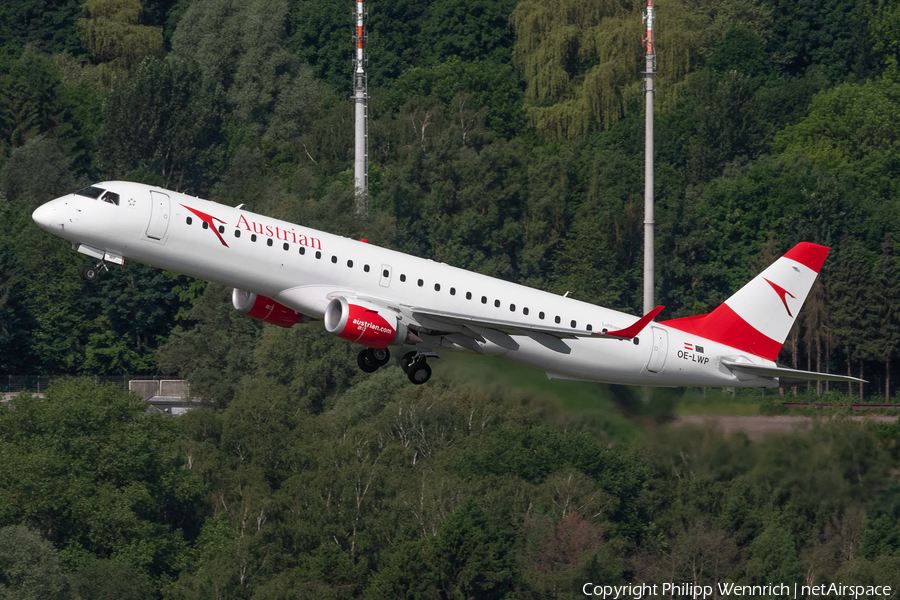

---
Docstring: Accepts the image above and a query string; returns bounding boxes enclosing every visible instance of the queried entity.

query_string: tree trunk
[848,352,853,397]
[816,338,822,397]
[859,358,864,400]
[807,351,812,395]
[887,357,891,404]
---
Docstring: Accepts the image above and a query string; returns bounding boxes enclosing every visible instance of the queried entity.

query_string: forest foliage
[3,0,900,596]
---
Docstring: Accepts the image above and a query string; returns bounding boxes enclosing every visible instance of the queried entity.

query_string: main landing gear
[357,348,391,373]
[355,348,435,385]
[400,351,432,385]
[78,260,108,281]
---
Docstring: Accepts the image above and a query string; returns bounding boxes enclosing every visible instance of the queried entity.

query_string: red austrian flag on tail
[661,242,828,361]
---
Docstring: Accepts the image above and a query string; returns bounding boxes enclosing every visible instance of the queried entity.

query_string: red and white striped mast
[353,0,368,213]
[642,0,657,313]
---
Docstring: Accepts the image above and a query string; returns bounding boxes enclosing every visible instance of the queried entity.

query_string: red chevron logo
[764,278,796,317]
[182,204,229,247]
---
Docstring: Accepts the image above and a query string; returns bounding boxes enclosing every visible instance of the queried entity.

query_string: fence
[0,375,168,394]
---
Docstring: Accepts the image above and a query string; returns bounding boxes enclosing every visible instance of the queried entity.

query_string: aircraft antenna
[642,0,657,313]
[353,0,368,214]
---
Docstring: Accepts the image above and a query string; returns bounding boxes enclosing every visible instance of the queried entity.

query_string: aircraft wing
[381,304,664,354]
[722,361,867,384]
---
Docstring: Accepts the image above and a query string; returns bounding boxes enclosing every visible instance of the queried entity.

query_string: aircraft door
[646,326,668,373]
[379,264,392,287]
[147,190,170,240]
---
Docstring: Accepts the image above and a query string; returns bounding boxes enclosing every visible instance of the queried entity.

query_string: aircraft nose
[32,199,64,231]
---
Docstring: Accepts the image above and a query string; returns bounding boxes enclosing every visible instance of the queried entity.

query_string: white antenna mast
[642,0,656,313]
[353,0,368,214]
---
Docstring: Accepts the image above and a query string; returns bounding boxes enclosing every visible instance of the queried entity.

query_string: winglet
[604,305,664,339]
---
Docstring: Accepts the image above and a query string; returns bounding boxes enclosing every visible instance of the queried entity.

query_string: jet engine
[232,289,303,328]
[323,296,408,348]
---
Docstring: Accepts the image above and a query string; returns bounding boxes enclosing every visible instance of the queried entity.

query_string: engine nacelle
[323,297,408,348]
[232,289,303,328]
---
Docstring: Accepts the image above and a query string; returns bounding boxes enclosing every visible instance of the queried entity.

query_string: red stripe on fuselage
[661,304,782,361]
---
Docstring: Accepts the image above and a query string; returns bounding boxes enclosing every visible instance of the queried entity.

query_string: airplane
[32,181,863,388]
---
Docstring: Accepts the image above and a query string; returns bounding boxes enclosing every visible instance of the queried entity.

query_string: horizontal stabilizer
[722,361,867,384]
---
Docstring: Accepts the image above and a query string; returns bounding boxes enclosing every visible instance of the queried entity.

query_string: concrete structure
[129,379,195,415]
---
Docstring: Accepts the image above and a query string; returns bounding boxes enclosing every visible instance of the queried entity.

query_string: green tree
[509,0,733,137]
[157,283,261,404]
[0,135,76,204]
[829,237,873,395]
[96,56,224,193]
[0,47,68,150]
[172,0,322,141]
[762,0,879,80]
[868,239,900,402]
[78,0,165,85]
[430,498,516,599]
[707,26,773,77]
[0,0,84,55]
[0,379,203,578]
[419,0,519,65]
[0,525,73,600]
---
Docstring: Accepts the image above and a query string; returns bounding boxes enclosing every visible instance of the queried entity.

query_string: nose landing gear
[78,260,108,281]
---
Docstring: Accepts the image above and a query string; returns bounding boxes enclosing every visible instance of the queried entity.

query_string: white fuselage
[32,181,779,388]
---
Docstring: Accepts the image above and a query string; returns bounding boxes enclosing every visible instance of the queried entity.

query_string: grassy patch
[676,402,760,416]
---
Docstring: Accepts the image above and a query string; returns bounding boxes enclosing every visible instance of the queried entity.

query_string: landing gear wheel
[407,360,432,385]
[400,351,418,374]
[79,265,98,281]
[367,348,391,368]
[357,349,379,373]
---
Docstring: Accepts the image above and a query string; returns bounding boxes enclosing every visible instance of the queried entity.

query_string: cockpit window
[101,191,119,205]
[75,186,104,199]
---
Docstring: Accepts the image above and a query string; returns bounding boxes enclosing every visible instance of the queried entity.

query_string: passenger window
[202,222,209,230]
[466,292,472,300]
[571,320,577,328]
[251,234,257,242]
[316,251,322,259]
[539,312,545,320]
[331,256,337,263]
[383,269,390,278]
[267,239,273,247]
[364,265,370,272]
[347,260,353,268]
[450,288,456,295]
[555,316,561,324]
[587,324,593,331]
[283,243,289,251]
[218,225,225,234]
[494,299,500,308]
[523,308,529,316]
[299,246,305,255]
[481,296,487,304]
[418,279,424,287]
[186,217,193,225]
[510,304,515,311]
[434,283,441,291]
[234,230,240,238]
[400,274,406,282]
